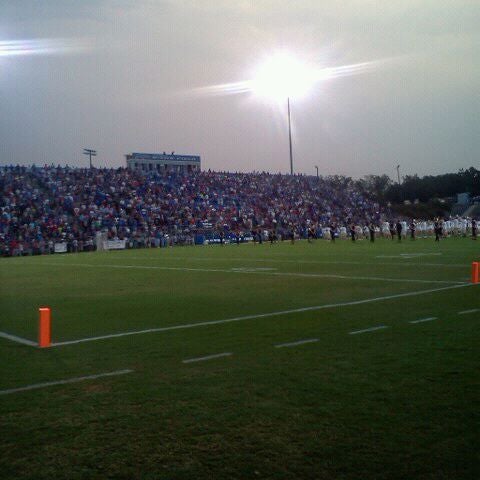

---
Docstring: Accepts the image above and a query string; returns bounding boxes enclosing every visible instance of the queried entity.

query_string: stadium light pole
[83,148,97,169]
[205,53,381,175]
[396,164,401,184]
[315,165,319,178]
[287,97,294,175]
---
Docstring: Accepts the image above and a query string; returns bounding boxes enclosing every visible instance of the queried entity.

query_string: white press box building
[126,152,201,173]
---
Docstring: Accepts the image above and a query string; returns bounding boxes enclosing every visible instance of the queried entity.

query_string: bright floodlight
[191,55,377,99]
[249,52,320,101]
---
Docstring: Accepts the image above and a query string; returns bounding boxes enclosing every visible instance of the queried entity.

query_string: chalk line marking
[458,308,479,315]
[349,325,389,335]
[409,317,437,324]
[0,369,133,396]
[275,338,319,348]
[182,352,232,364]
[36,262,466,285]
[128,255,468,269]
[400,253,442,257]
[0,331,37,347]
[377,253,443,259]
[231,267,277,272]
[49,283,475,348]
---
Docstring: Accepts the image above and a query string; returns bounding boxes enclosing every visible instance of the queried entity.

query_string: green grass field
[0,238,479,479]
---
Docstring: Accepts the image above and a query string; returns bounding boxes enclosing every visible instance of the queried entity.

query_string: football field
[1,238,478,479]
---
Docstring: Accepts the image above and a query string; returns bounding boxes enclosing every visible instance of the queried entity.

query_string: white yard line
[0,331,37,347]
[274,338,319,348]
[409,317,437,324]
[271,273,463,285]
[400,253,442,257]
[128,256,468,269]
[50,283,475,348]
[349,325,389,335]
[36,262,466,285]
[0,369,133,396]
[458,308,479,315]
[231,267,277,272]
[182,352,232,364]
[377,253,442,259]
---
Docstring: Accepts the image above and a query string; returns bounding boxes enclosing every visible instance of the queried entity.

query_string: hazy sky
[1,1,478,178]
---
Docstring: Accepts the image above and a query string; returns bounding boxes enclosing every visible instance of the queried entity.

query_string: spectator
[1,164,392,256]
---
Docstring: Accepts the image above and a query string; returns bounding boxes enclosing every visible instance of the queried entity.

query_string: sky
[0,0,478,179]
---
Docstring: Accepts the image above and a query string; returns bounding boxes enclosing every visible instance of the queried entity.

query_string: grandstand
[1,165,387,256]
[2,164,478,257]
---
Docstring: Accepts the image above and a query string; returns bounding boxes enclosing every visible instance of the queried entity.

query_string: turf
[0,238,479,479]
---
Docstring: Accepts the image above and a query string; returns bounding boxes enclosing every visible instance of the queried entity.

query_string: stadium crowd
[1,165,386,255]
[0,165,476,256]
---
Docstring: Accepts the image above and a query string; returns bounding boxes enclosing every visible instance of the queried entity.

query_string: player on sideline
[349,223,356,242]
[363,224,369,240]
[329,222,337,243]
[409,220,416,240]
[289,225,296,244]
[369,223,376,242]
[434,219,442,242]
[389,221,396,241]
[396,220,402,242]
[472,219,477,240]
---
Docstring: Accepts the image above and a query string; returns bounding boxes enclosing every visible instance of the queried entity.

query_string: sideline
[0,369,133,396]
[49,282,475,348]
[128,255,469,269]
[0,331,36,347]
[36,262,467,285]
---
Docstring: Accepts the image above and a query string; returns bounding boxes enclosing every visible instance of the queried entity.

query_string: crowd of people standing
[0,165,476,257]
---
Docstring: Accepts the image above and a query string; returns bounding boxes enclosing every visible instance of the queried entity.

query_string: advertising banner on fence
[54,243,67,253]
[103,239,126,250]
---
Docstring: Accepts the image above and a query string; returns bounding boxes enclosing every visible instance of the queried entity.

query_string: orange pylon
[472,262,479,284]
[39,307,51,348]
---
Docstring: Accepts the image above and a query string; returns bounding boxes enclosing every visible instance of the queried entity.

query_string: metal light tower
[287,97,294,175]
[396,164,401,184]
[83,148,97,168]
[315,165,319,178]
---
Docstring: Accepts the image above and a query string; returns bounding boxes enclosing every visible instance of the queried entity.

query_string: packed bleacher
[1,165,387,255]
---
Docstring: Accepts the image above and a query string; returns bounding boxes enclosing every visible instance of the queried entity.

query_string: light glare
[249,52,320,100]
[188,54,385,100]
[0,39,87,57]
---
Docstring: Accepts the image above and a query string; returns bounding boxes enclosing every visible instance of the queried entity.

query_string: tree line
[354,167,479,204]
